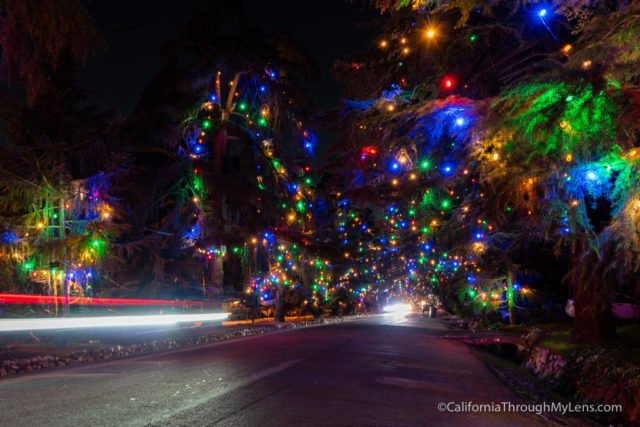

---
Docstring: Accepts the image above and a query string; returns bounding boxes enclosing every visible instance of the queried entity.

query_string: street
[0,315,560,427]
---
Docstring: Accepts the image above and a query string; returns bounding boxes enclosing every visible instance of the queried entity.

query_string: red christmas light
[442,76,455,89]
[361,146,378,158]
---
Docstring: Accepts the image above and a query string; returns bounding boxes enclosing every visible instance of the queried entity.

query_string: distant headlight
[383,303,411,313]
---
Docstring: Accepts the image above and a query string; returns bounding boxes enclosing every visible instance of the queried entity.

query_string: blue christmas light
[441,164,454,175]
[2,231,19,244]
[287,183,299,194]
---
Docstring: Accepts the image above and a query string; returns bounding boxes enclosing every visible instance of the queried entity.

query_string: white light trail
[383,303,412,314]
[0,313,229,332]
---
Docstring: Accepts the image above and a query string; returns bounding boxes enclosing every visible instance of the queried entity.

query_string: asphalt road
[0,314,567,426]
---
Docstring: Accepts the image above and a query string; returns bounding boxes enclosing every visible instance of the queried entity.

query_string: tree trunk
[213,128,227,174]
[571,278,615,343]
[570,248,616,343]
[274,284,285,323]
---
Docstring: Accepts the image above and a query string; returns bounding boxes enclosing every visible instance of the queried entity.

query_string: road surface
[0,314,571,426]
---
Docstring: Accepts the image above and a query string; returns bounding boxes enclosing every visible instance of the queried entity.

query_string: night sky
[82,0,378,115]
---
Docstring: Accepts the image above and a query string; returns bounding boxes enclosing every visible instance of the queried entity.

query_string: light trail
[383,303,412,313]
[0,293,219,307]
[0,312,229,332]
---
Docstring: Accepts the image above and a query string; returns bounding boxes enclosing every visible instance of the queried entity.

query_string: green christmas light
[193,175,203,192]
[419,159,431,171]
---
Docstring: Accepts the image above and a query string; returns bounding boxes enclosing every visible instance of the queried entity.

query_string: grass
[611,323,640,364]
[504,320,573,335]
[538,329,583,356]
[505,320,640,363]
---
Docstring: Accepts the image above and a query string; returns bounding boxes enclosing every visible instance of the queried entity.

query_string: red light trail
[0,293,219,307]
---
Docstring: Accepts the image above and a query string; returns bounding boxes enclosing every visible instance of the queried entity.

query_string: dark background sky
[82,0,378,115]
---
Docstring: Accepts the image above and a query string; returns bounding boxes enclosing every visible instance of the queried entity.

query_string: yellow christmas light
[425,27,436,39]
